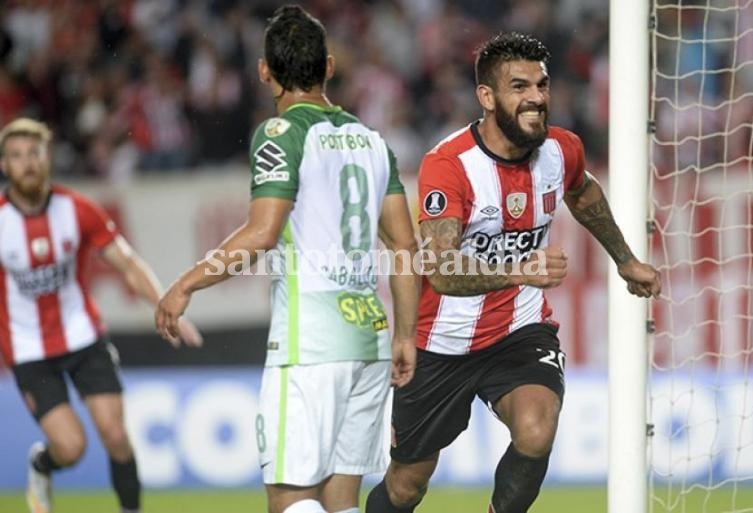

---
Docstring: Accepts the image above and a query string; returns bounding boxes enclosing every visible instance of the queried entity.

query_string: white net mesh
[649,0,753,511]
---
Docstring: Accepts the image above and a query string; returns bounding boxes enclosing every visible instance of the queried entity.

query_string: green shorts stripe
[274,366,290,483]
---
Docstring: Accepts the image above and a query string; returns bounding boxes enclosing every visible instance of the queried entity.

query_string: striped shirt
[0,185,117,365]
[417,122,585,354]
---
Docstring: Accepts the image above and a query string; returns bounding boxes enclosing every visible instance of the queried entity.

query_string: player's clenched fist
[521,246,568,289]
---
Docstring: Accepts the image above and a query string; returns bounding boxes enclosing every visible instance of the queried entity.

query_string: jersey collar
[470,120,535,166]
[2,186,53,217]
[285,102,343,114]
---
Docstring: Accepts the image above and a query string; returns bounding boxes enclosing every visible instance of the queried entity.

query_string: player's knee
[512,415,556,457]
[386,473,427,508]
[100,424,132,459]
[51,434,86,466]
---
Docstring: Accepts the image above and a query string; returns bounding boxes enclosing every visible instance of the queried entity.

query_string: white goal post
[608,0,650,512]
[610,1,753,512]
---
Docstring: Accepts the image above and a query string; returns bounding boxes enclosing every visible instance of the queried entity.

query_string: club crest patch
[423,190,447,216]
[542,190,557,214]
[506,193,527,219]
[264,117,291,138]
[30,237,50,260]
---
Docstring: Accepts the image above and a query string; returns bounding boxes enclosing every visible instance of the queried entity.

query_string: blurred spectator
[0,0,747,180]
[0,67,26,127]
[3,0,50,72]
[130,54,192,171]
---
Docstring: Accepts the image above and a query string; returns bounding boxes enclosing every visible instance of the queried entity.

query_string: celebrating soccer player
[0,117,202,513]
[366,32,661,513]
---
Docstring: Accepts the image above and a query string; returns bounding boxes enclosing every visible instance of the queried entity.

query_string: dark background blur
[0,0,612,181]
[1,0,749,368]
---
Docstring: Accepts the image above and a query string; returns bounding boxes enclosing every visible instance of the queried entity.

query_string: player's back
[281,104,394,266]
[250,104,403,367]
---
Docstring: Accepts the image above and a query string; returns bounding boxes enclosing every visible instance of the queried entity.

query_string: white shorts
[257,360,391,486]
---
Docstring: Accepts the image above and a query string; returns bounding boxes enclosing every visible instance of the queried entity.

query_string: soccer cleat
[26,442,52,513]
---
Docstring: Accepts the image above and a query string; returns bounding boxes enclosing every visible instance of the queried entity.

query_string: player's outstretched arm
[101,235,203,347]
[419,218,566,296]
[155,197,293,343]
[564,172,661,298]
[378,193,419,388]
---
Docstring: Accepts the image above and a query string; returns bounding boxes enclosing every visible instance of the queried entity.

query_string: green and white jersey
[250,103,404,367]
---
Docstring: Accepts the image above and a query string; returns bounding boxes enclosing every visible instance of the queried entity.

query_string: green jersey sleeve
[386,146,405,195]
[249,117,305,200]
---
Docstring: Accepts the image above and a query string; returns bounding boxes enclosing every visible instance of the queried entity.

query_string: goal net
[649,1,753,511]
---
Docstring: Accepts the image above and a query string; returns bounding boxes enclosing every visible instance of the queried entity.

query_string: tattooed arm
[565,172,661,298]
[420,217,567,296]
[564,173,635,265]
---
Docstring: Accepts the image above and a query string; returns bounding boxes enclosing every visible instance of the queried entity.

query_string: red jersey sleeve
[74,195,119,250]
[559,130,586,192]
[417,150,469,223]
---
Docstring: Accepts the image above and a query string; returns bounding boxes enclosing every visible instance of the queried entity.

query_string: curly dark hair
[475,32,551,87]
[264,5,328,93]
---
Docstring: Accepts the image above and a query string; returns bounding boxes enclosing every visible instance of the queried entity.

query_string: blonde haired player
[0,118,202,513]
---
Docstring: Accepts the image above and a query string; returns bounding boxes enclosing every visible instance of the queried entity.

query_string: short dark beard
[10,169,49,210]
[494,98,548,152]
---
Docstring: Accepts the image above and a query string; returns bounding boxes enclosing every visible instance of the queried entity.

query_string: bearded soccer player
[366,32,662,513]
[155,6,419,513]
[0,118,202,513]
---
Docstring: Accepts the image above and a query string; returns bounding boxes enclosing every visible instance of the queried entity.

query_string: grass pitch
[1,486,752,512]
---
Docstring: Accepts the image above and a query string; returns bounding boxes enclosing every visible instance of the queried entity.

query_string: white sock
[282,499,327,513]
[333,508,359,513]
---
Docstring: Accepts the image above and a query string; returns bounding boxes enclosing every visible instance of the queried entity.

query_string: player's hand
[176,316,203,347]
[391,335,416,388]
[520,246,568,289]
[618,258,661,299]
[155,283,194,347]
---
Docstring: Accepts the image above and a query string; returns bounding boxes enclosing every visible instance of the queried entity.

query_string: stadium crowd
[0,0,612,181]
[0,0,749,182]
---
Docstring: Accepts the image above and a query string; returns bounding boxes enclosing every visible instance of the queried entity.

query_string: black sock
[32,447,62,474]
[490,443,550,513]
[366,480,418,513]
[110,457,141,511]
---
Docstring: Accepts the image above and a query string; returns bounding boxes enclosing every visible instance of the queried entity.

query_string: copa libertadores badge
[423,190,447,216]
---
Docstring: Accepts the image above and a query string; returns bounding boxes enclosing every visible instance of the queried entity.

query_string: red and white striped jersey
[417,122,585,354]
[0,185,118,365]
